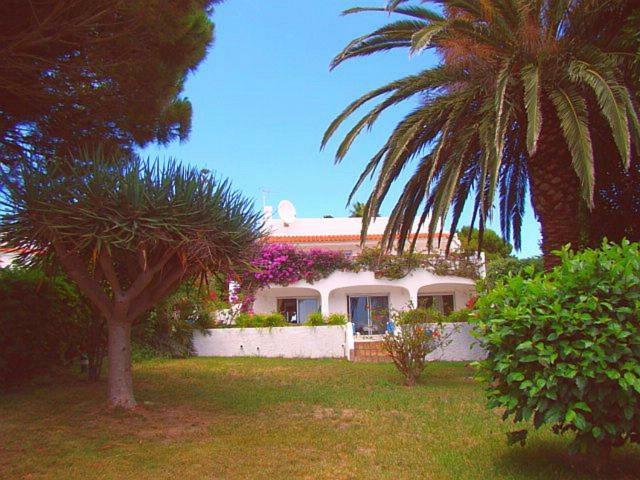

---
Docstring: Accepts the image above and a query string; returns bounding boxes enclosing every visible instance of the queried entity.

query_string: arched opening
[253,286,321,324]
[416,282,475,314]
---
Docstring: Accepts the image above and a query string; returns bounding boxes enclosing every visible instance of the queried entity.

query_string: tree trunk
[528,109,587,269]
[107,317,136,409]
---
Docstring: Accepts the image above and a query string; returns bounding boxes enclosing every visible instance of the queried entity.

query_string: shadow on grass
[494,441,640,480]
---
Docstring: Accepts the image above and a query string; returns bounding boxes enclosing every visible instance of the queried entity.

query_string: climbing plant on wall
[236,244,482,311]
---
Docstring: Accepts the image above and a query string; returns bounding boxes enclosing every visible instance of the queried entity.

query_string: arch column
[408,287,419,309]
[320,289,330,316]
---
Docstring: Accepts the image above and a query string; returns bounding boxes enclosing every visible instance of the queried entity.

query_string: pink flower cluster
[249,243,349,286]
[236,243,349,310]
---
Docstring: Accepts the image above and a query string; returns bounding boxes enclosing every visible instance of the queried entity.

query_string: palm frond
[549,86,595,206]
[344,5,444,22]
[410,24,445,55]
[520,63,542,155]
[330,20,423,69]
[569,60,630,168]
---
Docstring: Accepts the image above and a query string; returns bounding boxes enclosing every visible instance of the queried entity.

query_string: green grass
[1,358,638,479]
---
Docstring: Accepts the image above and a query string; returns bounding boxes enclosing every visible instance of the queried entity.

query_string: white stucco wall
[251,269,476,317]
[193,322,485,361]
[193,324,350,358]
[426,323,485,361]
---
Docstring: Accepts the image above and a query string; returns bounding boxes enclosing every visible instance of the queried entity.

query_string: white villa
[252,206,479,336]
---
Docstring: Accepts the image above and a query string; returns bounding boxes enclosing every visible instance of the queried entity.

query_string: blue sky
[141,0,542,258]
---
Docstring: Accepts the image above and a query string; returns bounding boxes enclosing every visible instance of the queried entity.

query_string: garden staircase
[351,339,392,362]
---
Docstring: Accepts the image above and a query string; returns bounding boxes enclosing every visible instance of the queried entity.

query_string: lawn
[1,358,639,480]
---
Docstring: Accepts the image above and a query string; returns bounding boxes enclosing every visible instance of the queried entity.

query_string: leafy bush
[263,313,287,327]
[446,308,471,323]
[472,241,640,459]
[326,313,348,325]
[397,308,445,324]
[478,255,543,291]
[133,283,214,358]
[0,268,91,385]
[231,312,347,328]
[384,309,452,386]
[458,226,513,260]
[305,312,326,326]
[234,312,287,328]
[130,345,160,363]
[232,313,253,328]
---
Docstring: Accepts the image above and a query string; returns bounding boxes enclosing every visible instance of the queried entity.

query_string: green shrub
[263,313,287,327]
[477,255,544,292]
[133,283,213,359]
[0,268,91,385]
[384,309,452,386]
[446,308,471,323]
[234,312,287,328]
[234,312,254,328]
[397,308,445,325]
[130,344,161,363]
[472,241,640,459]
[305,312,326,326]
[326,313,347,325]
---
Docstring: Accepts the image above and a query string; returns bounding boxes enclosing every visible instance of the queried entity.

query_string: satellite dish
[278,200,296,226]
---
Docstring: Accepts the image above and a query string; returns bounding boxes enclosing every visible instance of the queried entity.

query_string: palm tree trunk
[528,113,587,269]
[107,316,136,409]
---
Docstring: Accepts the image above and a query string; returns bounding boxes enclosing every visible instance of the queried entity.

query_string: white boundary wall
[426,323,485,361]
[193,322,485,361]
[193,324,350,359]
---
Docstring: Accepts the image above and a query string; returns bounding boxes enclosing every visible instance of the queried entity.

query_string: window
[417,294,455,315]
[277,298,319,324]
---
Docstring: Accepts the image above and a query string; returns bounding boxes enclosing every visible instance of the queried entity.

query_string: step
[352,353,393,363]
[351,342,392,362]
[354,341,386,350]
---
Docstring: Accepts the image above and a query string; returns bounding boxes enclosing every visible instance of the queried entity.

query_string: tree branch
[98,247,122,299]
[127,264,187,320]
[52,239,112,319]
[123,247,176,301]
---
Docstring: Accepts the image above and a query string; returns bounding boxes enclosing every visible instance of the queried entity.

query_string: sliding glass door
[277,298,319,324]
[349,296,369,333]
[348,295,389,334]
[297,299,319,324]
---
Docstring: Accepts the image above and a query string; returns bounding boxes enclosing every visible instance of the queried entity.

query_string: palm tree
[322,0,640,267]
[349,201,367,217]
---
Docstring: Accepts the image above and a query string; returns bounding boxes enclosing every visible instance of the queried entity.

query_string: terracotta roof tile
[266,233,449,244]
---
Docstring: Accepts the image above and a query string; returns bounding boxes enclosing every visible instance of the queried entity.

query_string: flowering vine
[235,244,349,311]
[235,243,481,311]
